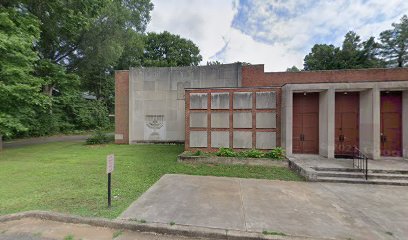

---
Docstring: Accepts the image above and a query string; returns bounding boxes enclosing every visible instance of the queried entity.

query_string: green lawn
[0,142,302,218]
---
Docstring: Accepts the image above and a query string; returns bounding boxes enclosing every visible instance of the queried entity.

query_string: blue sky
[147,0,408,71]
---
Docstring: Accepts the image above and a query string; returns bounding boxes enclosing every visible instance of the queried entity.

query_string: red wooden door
[293,93,319,154]
[380,91,402,157]
[335,92,359,157]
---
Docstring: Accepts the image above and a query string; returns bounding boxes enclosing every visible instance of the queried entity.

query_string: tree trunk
[0,135,3,151]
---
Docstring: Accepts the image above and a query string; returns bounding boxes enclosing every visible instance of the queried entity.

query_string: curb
[0,211,324,240]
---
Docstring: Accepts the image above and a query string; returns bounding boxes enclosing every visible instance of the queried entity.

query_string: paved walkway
[0,218,201,240]
[120,174,408,240]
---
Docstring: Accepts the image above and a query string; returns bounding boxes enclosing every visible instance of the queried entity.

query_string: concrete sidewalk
[120,174,408,240]
[0,218,201,240]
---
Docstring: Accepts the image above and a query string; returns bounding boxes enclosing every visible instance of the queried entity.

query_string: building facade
[115,64,408,159]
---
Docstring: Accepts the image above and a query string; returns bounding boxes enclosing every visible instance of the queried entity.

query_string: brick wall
[115,71,129,144]
[242,65,408,87]
[185,88,281,152]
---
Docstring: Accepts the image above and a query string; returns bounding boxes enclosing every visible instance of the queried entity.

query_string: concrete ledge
[177,154,288,167]
[0,211,321,240]
[287,157,317,181]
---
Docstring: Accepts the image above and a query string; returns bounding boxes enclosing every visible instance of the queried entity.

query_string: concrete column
[281,87,293,156]
[360,88,381,159]
[403,91,408,159]
[372,87,381,160]
[359,89,374,158]
[319,89,335,158]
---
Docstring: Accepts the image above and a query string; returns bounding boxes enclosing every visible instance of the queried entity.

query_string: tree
[142,31,202,67]
[304,31,384,70]
[379,15,408,67]
[304,44,341,70]
[286,66,301,72]
[23,0,153,97]
[0,6,49,137]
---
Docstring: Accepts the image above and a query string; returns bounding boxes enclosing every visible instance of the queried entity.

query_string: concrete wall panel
[190,112,208,128]
[233,131,252,148]
[233,112,252,128]
[190,93,208,109]
[256,132,276,149]
[233,92,252,109]
[190,131,208,147]
[256,112,276,128]
[211,93,230,109]
[211,131,230,148]
[211,112,229,128]
[256,91,276,109]
[128,64,241,143]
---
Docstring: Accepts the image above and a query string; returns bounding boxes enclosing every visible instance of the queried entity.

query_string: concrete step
[316,171,408,180]
[314,167,408,175]
[316,176,408,186]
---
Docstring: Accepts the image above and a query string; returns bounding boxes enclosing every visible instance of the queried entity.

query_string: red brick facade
[242,65,408,87]
[185,88,281,152]
[115,71,129,144]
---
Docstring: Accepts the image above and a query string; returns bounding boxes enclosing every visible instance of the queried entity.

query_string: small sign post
[106,154,115,208]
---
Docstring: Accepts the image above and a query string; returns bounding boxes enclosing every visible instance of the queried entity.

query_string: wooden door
[380,91,402,157]
[293,93,319,154]
[335,92,359,157]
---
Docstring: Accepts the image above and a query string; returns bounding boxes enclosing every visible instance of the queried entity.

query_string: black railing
[352,146,368,180]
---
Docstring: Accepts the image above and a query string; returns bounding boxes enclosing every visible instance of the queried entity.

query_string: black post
[108,173,111,208]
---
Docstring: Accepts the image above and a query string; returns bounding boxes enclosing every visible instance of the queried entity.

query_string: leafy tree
[0,6,49,137]
[286,66,301,72]
[379,15,408,67]
[304,44,341,70]
[304,31,384,70]
[142,31,202,67]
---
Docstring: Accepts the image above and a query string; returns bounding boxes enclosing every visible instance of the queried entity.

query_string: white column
[372,87,381,160]
[403,91,408,159]
[281,87,293,156]
[359,89,374,158]
[319,88,335,158]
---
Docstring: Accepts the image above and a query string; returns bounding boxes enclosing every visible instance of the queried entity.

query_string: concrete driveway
[120,174,408,240]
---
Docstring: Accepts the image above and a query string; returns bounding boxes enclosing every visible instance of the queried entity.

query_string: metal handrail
[353,146,368,180]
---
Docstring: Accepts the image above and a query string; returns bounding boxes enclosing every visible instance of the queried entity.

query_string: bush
[86,130,114,145]
[215,147,237,157]
[239,149,265,158]
[264,147,285,159]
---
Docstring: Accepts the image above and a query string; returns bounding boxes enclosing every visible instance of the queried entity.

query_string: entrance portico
[282,81,408,160]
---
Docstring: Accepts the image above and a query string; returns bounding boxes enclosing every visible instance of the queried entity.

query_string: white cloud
[147,0,408,71]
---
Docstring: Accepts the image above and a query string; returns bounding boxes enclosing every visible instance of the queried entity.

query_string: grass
[0,142,302,219]
[112,229,124,239]
[262,230,287,236]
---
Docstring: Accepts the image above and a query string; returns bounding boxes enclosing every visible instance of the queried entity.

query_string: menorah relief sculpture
[145,115,165,141]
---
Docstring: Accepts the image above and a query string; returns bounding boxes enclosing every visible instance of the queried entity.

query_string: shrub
[86,130,114,145]
[215,147,237,157]
[239,149,265,158]
[264,147,285,159]
[192,150,204,156]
